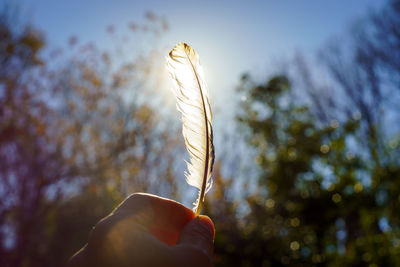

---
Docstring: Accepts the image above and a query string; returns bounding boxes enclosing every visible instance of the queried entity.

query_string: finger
[88,219,176,267]
[172,215,215,266]
[178,215,214,255]
[113,193,195,245]
[98,229,214,267]
[85,194,214,267]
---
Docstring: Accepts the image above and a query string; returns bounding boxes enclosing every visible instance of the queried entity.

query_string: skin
[67,193,215,267]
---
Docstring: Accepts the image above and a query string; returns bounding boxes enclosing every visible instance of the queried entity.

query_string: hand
[67,193,215,267]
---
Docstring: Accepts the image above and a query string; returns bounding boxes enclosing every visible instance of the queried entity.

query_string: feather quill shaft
[166,42,214,215]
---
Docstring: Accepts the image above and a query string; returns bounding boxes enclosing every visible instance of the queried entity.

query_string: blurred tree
[295,0,400,166]
[0,8,65,267]
[0,7,183,267]
[198,2,400,266]
[208,2,400,262]
[210,70,400,266]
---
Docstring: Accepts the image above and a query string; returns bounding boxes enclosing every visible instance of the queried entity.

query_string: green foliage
[210,73,400,266]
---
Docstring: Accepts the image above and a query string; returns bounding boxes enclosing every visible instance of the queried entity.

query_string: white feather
[166,42,215,215]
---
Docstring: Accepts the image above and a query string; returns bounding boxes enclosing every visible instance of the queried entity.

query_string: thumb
[178,215,215,257]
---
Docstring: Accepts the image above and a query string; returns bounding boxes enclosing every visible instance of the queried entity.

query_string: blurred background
[1,0,400,266]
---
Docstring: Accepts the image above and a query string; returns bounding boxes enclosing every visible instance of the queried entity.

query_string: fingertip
[197,215,215,241]
[178,215,215,258]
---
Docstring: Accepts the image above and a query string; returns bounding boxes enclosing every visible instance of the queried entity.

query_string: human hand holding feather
[166,42,215,215]
[68,42,216,267]
[67,194,214,267]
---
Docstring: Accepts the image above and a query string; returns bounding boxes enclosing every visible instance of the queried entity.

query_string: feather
[166,42,215,215]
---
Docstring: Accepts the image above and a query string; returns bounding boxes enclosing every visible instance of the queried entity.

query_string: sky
[15,0,383,157]
[16,0,382,104]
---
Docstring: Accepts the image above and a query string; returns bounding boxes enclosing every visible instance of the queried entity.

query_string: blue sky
[17,0,382,99]
[16,0,384,153]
